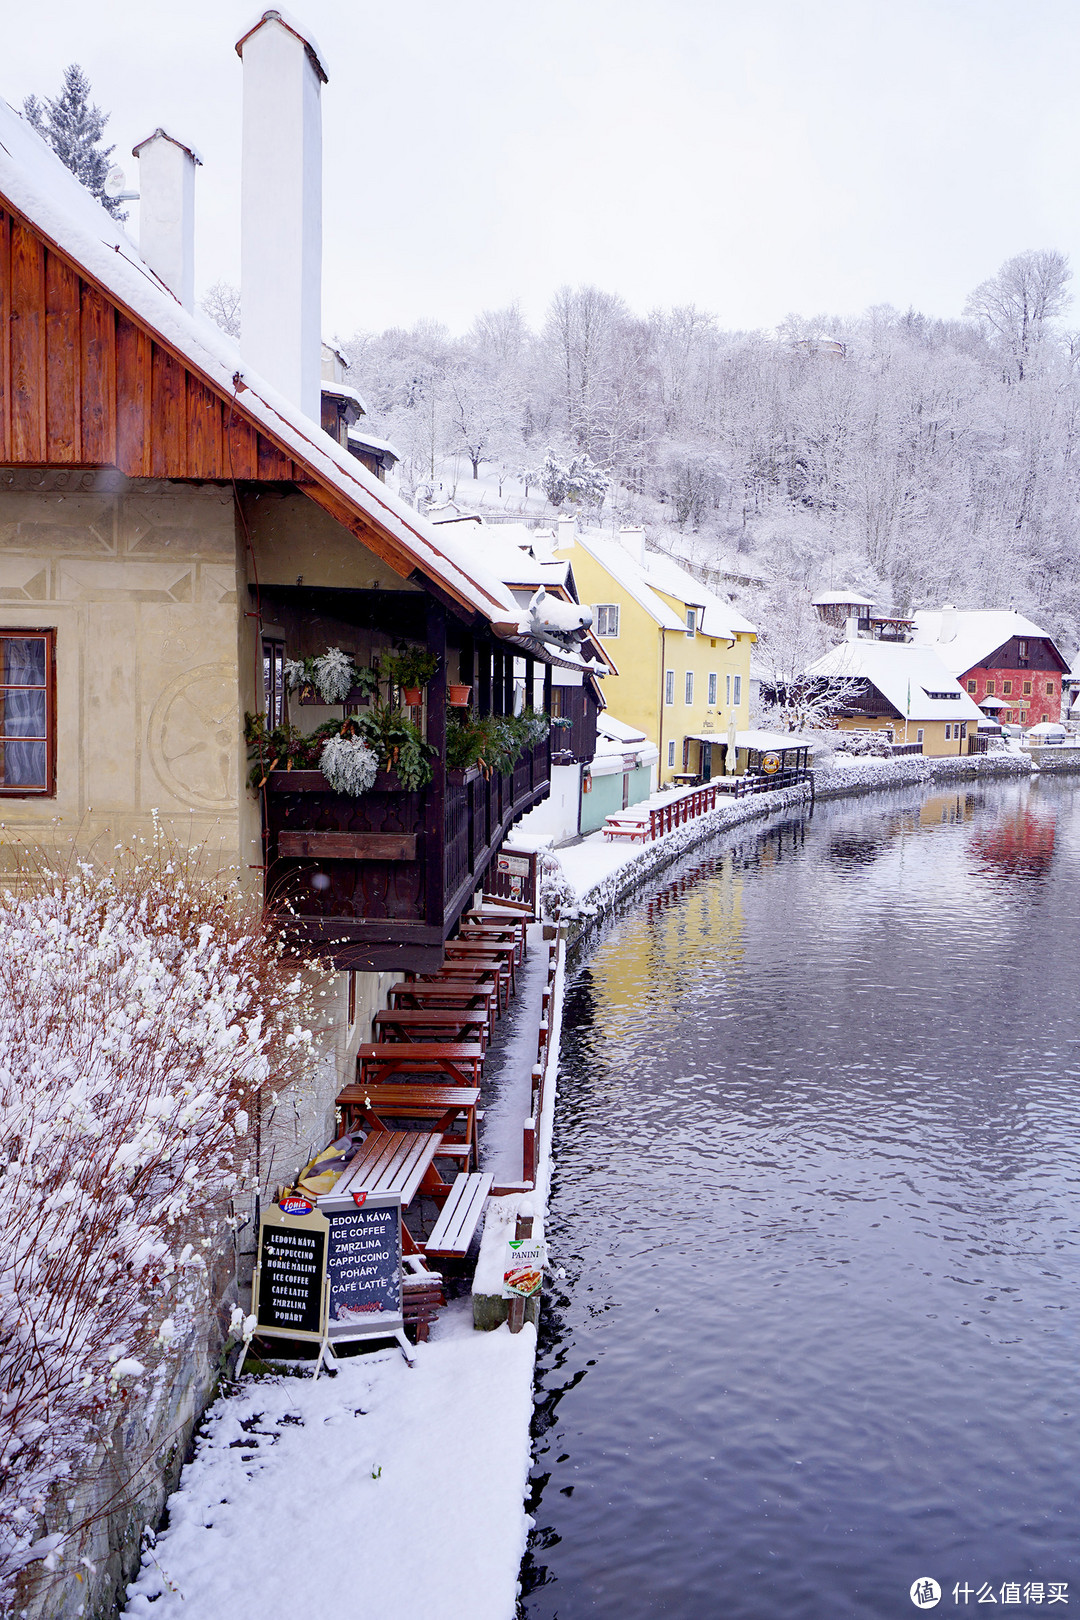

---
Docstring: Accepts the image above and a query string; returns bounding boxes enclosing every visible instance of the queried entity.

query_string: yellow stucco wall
[833,715,974,758]
[556,540,755,783]
[0,479,254,877]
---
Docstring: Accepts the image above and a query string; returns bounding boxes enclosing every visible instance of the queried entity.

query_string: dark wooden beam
[278,831,418,860]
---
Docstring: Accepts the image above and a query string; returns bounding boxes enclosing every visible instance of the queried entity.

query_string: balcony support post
[425,597,447,930]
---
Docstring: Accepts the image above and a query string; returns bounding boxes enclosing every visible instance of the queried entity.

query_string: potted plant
[382,645,439,706]
[283,648,378,706]
[447,682,473,707]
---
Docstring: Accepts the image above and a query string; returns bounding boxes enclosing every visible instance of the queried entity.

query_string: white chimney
[235,10,328,421]
[132,130,201,310]
[556,515,576,551]
[530,527,556,562]
[619,525,646,567]
[844,615,860,641]
[939,603,958,644]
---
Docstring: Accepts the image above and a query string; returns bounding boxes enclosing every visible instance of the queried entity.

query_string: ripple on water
[520,779,1080,1620]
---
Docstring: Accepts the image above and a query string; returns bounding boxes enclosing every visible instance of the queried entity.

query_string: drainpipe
[658,629,667,785]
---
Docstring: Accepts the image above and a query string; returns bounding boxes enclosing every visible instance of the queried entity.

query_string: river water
[520,777,1080,1620]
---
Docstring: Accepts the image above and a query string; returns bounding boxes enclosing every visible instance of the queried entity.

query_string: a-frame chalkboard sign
[252,1202,330,1345]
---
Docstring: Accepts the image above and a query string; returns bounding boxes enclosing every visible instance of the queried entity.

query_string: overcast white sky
[5,0,1080,341]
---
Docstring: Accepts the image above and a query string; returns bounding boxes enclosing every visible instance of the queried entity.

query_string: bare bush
[0,831,325,1592]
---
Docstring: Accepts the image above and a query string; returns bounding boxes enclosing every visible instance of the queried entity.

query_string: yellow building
[805,637,985,757]
[554,526,756,785]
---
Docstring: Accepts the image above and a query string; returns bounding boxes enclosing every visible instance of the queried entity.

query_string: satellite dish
[104,164,139,201]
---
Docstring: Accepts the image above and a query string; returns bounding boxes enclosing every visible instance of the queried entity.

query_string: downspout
[658,628,667,784]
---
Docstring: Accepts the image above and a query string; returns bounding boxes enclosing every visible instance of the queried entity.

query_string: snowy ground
[123,1305,536,1620]
[122,926,556,1620]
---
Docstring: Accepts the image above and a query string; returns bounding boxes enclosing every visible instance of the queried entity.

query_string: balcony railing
[263,737,551,971]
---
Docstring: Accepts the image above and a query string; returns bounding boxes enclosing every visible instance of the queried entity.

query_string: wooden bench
[357,1042,485,1088]
[402,1260,446,1342]
[602,815,650,843]
[423,1172,493,1260]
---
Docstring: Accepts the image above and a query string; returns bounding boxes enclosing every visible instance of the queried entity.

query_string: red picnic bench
[373,1007,489,1049]
[357,1042,485,1089]
[337,1083,481,1173]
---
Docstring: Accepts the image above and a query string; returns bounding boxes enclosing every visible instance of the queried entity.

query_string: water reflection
[520,777,1080,1620]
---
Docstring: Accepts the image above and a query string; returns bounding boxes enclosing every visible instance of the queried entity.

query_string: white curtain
[2,638,47,787]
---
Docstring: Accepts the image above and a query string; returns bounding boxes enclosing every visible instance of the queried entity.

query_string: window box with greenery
[445,708,549,777]
[245,705,434,795]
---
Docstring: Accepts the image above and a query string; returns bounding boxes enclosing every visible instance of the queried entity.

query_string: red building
[913,609,1068,727]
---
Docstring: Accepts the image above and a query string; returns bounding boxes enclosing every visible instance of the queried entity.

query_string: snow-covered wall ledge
[557,783,812,948]
[812,749,1032,800]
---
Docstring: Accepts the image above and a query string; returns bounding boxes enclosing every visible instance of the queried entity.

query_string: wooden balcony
[263,738,550,972]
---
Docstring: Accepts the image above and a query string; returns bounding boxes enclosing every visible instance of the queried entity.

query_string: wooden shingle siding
[0,203,298,483]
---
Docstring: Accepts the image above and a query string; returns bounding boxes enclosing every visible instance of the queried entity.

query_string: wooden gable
[0,203,300,482]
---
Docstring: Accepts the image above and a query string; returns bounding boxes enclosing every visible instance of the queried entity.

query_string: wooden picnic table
[444,937,517,997]
[465,907,530,957]
[337,1084,480,1172]
[387,979,498,1035]
[357,1041,485,1088]
[457,921,523,965]
[331,1131,449,1252]
[373,1007,489,1049]
[415,957,507,1014]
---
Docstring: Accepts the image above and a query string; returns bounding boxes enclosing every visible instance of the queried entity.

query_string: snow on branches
[0,836,324,1591]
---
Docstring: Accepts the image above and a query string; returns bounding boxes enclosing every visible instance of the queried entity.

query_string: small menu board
[321,1192,404,1342]
[253,1203,329,1343]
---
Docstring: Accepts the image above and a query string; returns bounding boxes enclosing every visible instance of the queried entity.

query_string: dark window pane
[1,637,46,686]
[0,689,46,740]
[0,738,47,787]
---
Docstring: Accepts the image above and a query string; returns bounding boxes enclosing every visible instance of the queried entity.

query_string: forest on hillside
[335,251,1080,657]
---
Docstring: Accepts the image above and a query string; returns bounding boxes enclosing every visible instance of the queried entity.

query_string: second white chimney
[133,129,200,310]
[236,10,327,421]
[939,603,958,644]
[619,525,646,567]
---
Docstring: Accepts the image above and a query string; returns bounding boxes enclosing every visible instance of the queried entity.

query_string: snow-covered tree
[964,250,1072,381]
[202,279,241,339]
[23,65,125,220]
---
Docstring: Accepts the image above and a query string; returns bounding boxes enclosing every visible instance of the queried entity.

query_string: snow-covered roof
[811,590,874,607]
[686,729,818,752]
[1027,721,1066,735]
[592,712,658,770]
[347,428,401,462]
[912,609,1066,675]
[322,379,368,415]
[597,713,648,745]
[568,531,756,639]
[805,640,984,722]
[0,97,524,632]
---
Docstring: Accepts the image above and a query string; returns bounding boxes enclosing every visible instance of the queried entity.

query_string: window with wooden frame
[665,670,675,705]
[1002,680,1012,695]
[1046,682,1055,696]
[263,637,287,727]
[985,680,995,694]
[685,608,697,639]
[967,680,977,693]
[0,630,55,796]
[684,671,694,705]
[595,604,620,638]
[708,672,717,706]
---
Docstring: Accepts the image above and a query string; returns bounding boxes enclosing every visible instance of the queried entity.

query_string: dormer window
[685,609,697,638]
